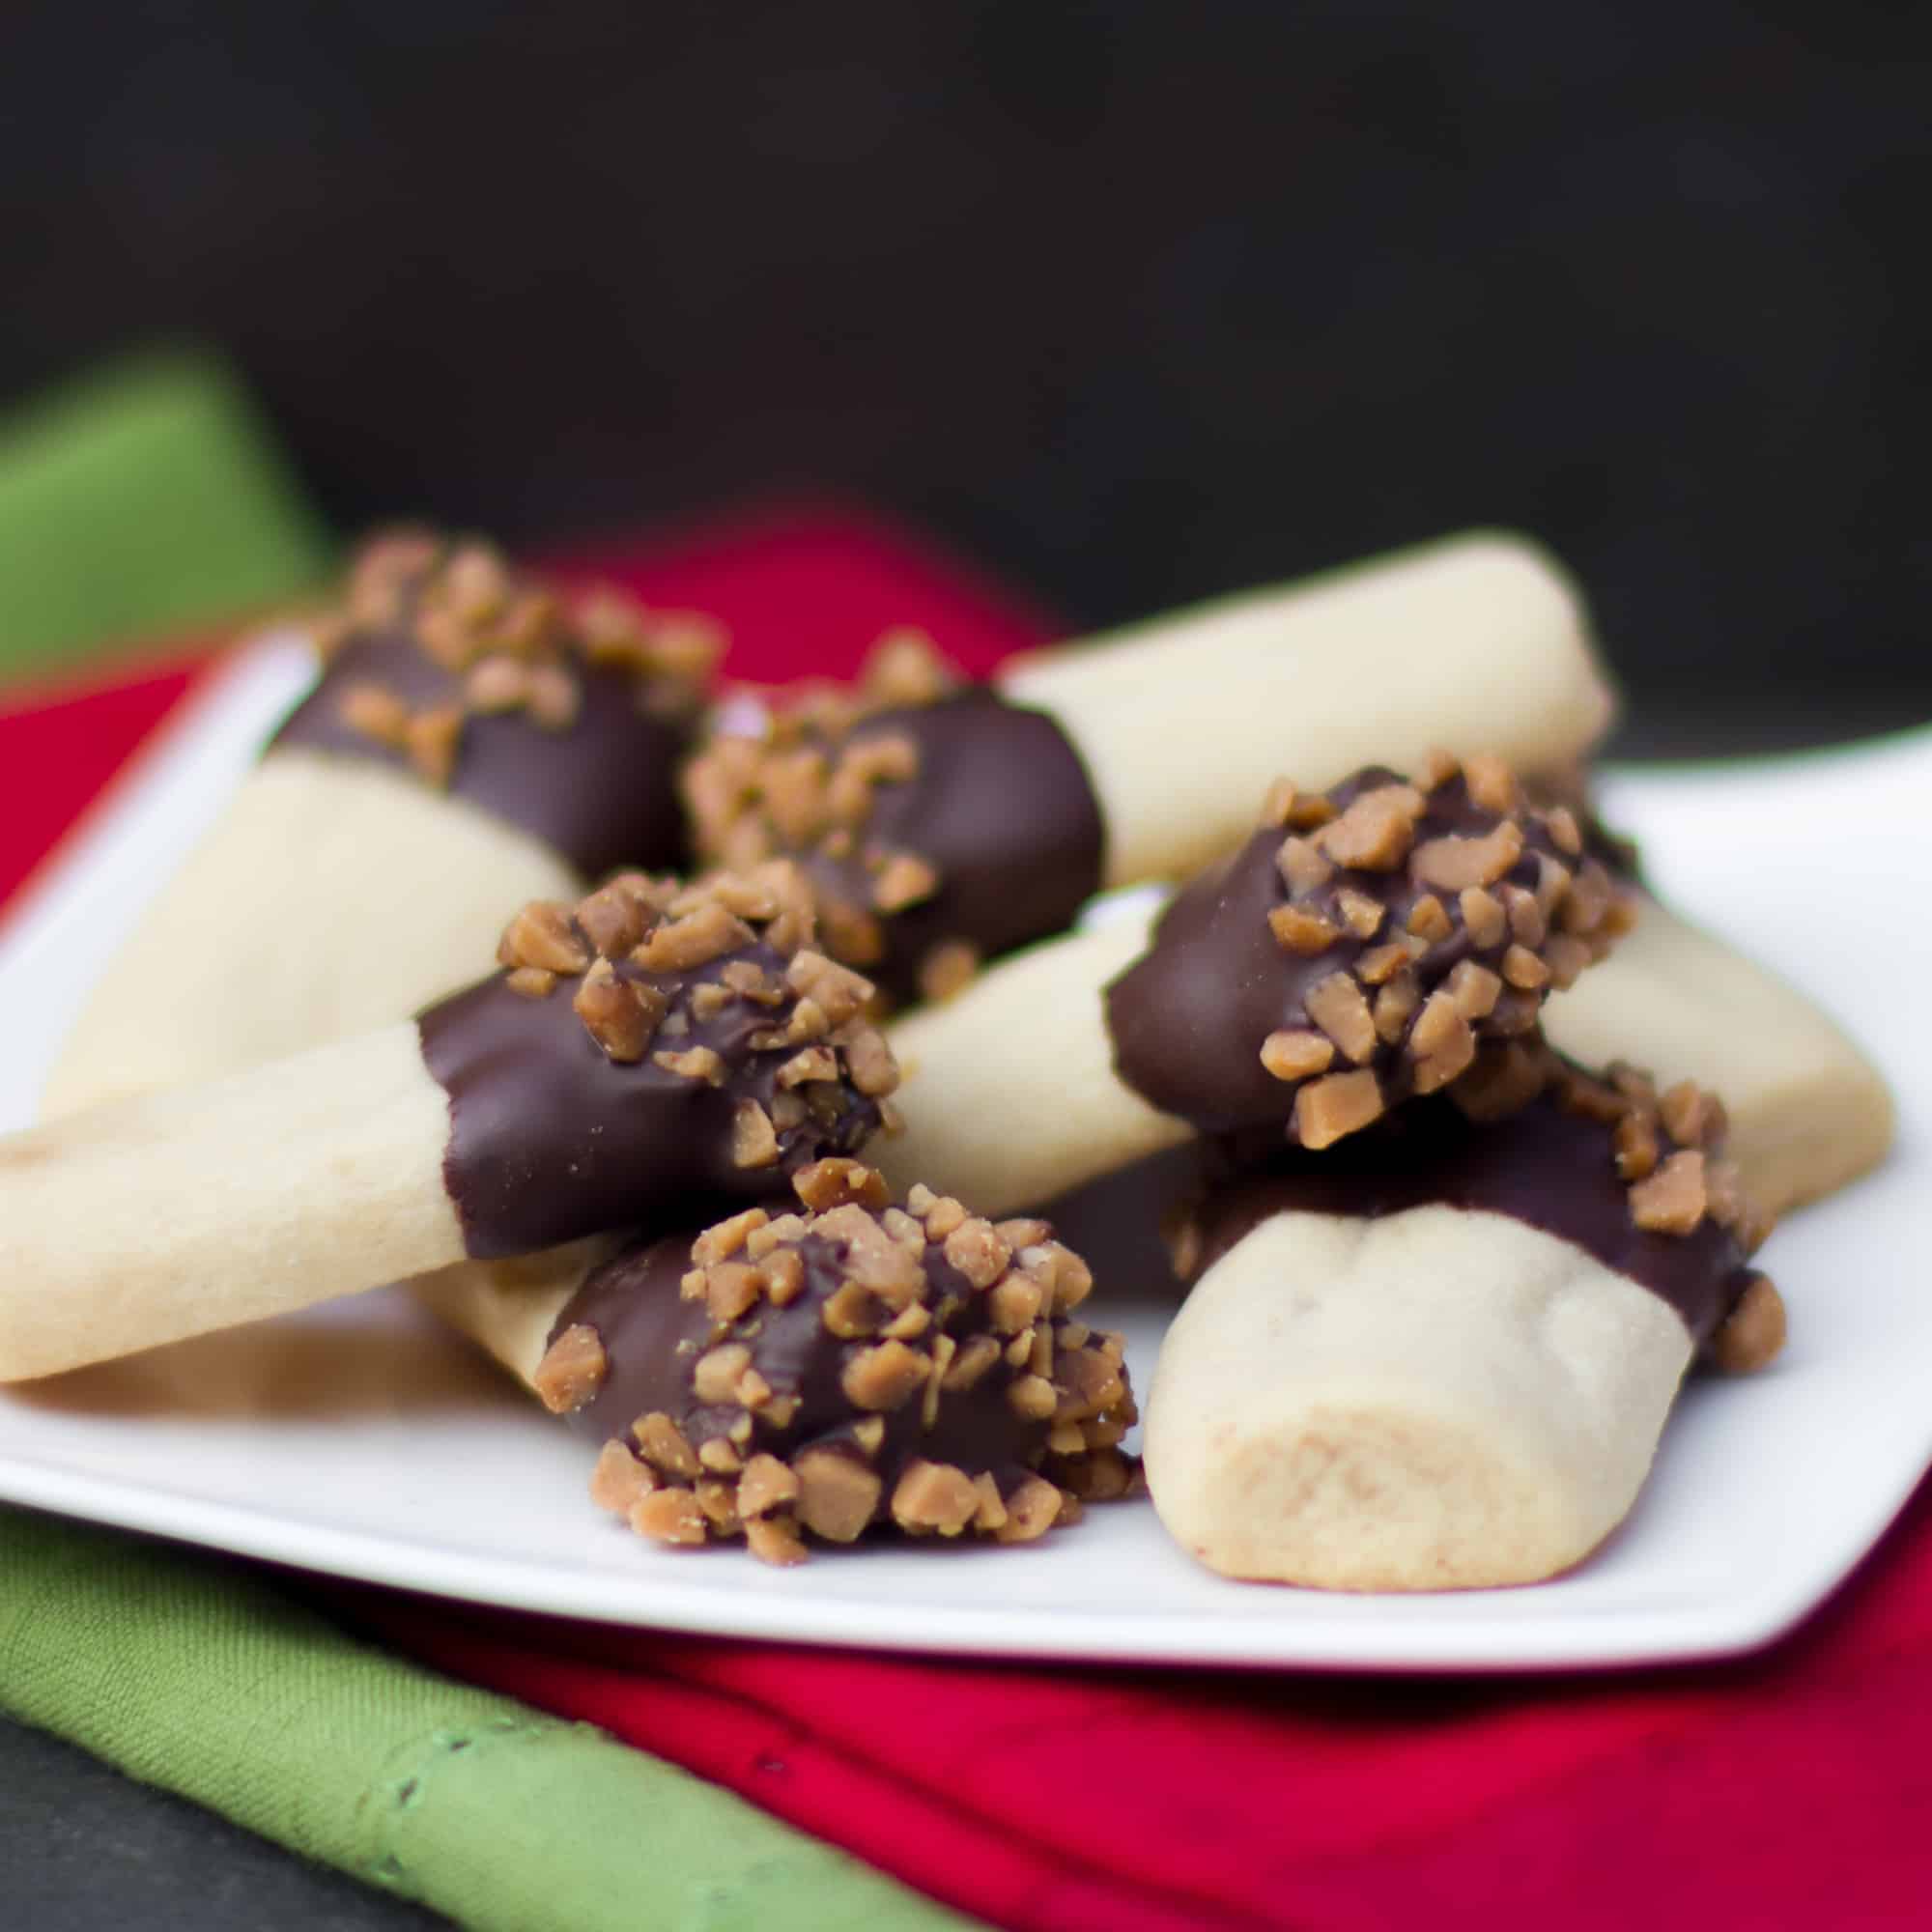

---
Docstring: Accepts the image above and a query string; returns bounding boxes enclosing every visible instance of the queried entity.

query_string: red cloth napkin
[8,507,1927,1932]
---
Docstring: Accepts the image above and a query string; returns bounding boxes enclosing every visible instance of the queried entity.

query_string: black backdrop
[4,2,1927,753]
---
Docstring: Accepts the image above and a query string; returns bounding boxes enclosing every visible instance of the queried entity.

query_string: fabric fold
[0,1507,971,1932]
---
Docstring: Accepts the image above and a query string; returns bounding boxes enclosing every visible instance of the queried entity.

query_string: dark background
[4,1,1928,753]
[0,3,1925,1923]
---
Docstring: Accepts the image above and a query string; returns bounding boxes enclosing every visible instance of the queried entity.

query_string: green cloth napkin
[0,1509,967,1931]
[0,350,972,1931]
[0,347,333,680]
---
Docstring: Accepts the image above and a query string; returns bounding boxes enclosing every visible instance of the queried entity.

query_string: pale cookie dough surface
[876,909,1187,1214]
[0,1025,462,1380]
[1000,530,1616,886]
[42,749,581,1119]
[1144,1206,1693,1591]
[1544,894,1894,1218]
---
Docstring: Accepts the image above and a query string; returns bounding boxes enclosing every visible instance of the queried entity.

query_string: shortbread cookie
[688,530,1615,1004]
[1144,1065,1782,1591]
[43,531,719,1116]
[1544,891,1893,1216]
[0,869,893,1379]
[879,758,1631,1209]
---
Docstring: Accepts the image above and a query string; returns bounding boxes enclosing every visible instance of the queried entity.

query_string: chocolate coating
[829,693,1105,1003]
[555,1231,1042,1488]
[276,637,689,878]
[272,539,700,876]
[1106,766,1615,1139]
[418,943,884,1260]
[690,689,1105,1005]
[548,1184,1135,1546]
[1194,1091,1758,1357]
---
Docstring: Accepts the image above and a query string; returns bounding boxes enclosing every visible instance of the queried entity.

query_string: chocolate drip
[418,952,882,1259]
[274,631,691,879]
[1194,1093,1757,1356]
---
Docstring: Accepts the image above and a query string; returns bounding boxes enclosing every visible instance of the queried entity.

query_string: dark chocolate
[554,1231,1042,1485]
[418,937,884,1260]
[272,547,696,878]
[693,689,1105,1005]
[549,1182,1134,1543]
[1106,765,1619,1141]
[1193,1091,1758,1357]
[829,693,1105,1003]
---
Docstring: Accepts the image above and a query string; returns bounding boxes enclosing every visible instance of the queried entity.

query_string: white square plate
[0,645,1922,1669]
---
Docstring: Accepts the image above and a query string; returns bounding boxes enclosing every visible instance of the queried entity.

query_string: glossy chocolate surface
[810,691,1105,1003]
[274,628,691,878]
[553,1226,1050,1495]
[418,949,882,1260]
[1105,769,1579,1137]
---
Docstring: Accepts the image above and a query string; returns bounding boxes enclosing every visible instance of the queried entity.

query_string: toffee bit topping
[917,940,980,1005]
[681,630,993,1002]
[505,966,557,999]
[731,1098,781,1169]
[313,530,719,786]
[338,681,411,746]
[1294,1069,1385,1150]
[1236,756,1633,1148]
[486,864,896,1168]
[1628,1150,1708,1234]
[1709,1274,1787,1376]
[533,1323,609,1414]
[583,1164,1136,1564]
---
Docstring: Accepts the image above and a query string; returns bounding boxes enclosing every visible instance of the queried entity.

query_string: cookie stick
[878,758,1629,1210]
[0,869,894,1381]
[1545,891,1894,1217]
[1006,530,1615,885]
[43,531,720,1118]
[1144,1062,1785,1591]
[419,1159,1137,1565]
[964,891,1892,1285]
[687,530,1614,1005]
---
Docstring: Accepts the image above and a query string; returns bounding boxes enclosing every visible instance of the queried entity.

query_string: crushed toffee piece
[418,866,897,1258]
[537,1161,1139,1562]
[1106,756,1635,1148]
[682,635,1103,1006]
[275,529,722,876]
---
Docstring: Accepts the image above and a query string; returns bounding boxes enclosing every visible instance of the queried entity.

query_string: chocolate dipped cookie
[413,1160,1138,1564]
[878,756,1633,1211]
[1143,1051,1783,1591]
[43,531,719,1116]
[688,530,1617,1007]
[0,867,893,1378]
